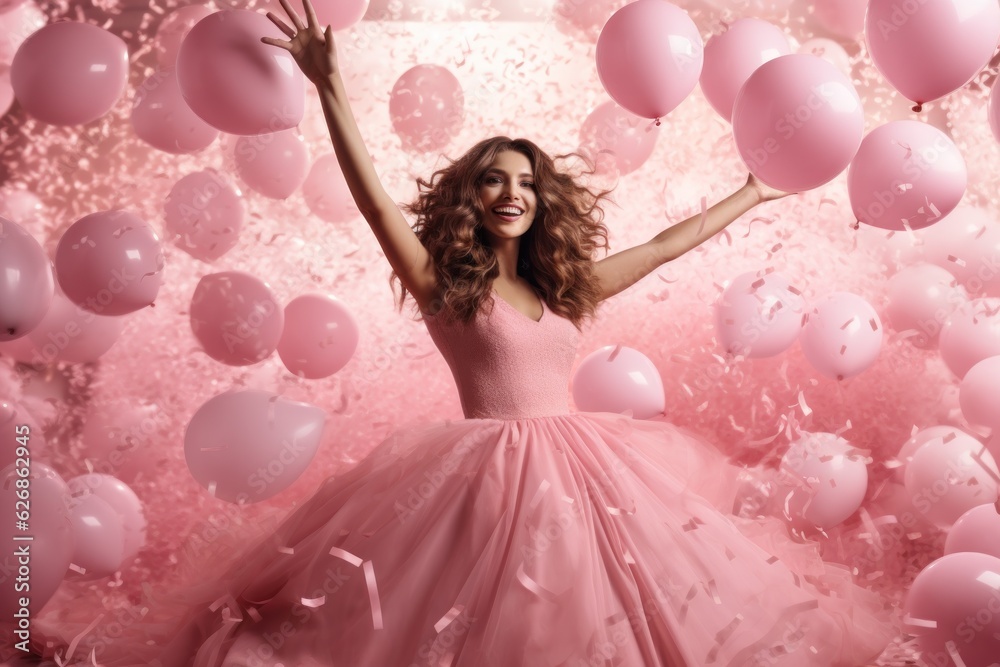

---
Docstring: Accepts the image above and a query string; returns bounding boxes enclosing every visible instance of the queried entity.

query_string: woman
[33,0,897,664]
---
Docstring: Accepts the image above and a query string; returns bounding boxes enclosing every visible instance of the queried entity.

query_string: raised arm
[592,174,792,302]
[262,0,437,310]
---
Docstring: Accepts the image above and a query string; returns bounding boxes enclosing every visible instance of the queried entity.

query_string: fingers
[265,12,296,39]
[300,0,321,33]
[260,36,291,50]
[276,0,305,31]
[325,24,333,54]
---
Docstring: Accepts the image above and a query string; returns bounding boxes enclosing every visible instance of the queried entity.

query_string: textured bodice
[422,290,581,419]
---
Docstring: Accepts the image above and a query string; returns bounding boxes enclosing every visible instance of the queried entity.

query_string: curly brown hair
[389,136,616,331]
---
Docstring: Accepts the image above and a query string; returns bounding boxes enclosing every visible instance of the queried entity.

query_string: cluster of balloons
[886,422,1000,667]
[713,270,883,381]
[593,0,998,205]
[0,463,146,620]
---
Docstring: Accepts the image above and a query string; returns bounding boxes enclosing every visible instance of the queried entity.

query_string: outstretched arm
[263,0,437,309]
[592,174,792,302]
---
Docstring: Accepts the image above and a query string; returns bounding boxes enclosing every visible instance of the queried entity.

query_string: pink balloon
[812,0,867,39]
[0,1,46,66]
[302,154,363,223]
[189,271,285,366]
[939,298,1000,379]
[81,400,169,484]
[0,399,46,471]
[905,429,999,528]
[945,503,1000,558]
[67,474,145,568]
[54,210,164,316]
[184,389,326,503]
[10,21,128,126]
[0,217,53,341]
[131,68,219,155]
[65,491,124,580]
[553,0,628,43]
[700,18,791,123]
[849,121,966,231]
[234,129,310,200]
[778,432,869,530]
[894,425,970,481]
[578,101,659,176]
[571,344,664,419]
[918,206,1000,299]
[797,37,852,78]
[276,294,360,379]
[865,0,1000,109]
[0,463,73,619]
[0,289,125,364]
[733,54,864,192]
[595,0,703,120]
[714,270,806,358]
[799,291,883,380]
[154,4,214,68]
[904,552,1000,666]
[960,356,1000,430]
[164,169,244,262]
[389,64,464,153]
[885,263,967,349]
[177,10,305,135]
[991,77,1000,144]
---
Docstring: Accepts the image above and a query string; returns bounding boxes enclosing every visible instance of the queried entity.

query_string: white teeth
[494,208,522,215]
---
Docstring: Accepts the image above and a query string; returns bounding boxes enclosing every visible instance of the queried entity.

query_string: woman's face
[478,150,537,243]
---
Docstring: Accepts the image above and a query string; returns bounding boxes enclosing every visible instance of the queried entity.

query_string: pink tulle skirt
[34,411,898,666]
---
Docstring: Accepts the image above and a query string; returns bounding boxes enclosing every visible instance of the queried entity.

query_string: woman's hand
[746,172,796,204]
[261,0,338,88]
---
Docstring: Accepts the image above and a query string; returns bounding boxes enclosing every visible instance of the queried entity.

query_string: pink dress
[49,290,897,667]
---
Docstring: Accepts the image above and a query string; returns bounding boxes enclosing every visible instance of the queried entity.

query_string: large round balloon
[0,289,125,364]
[904,430,1000,528]
[799,291,882,380]
[0,463,74,618]
[714,270,805,358]
[939,298,1000,379]
[732,54,864,192]
[177,9,305,135]
[885,263,966,349]
[959,356,1000,430]
[779,432,868,530]
[866,0,1000,110]
[234,129,310,200]
[54,210,164,316]
[904,552,1000,666]
[595,0,703,120]
[388,64,464,153]
[66,474,146,573]
[894,425,969,481]
[164,169,245,262]
[945,503,1000,558]
[0,216,53,341]
[578,101,659,176]
[184,389,326,503]
[276,293,359,379]
[302,154,363,223]
[848,121,966,231]
[10,21,127,126]
[553,0,628,43]
[189,271,285,366]
[572,344,665,419]
[131,68,219,155]
[700,18,791,123]
[918,206,1000,298]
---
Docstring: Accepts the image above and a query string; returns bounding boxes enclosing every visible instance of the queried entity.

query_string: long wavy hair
[389,136,616,331]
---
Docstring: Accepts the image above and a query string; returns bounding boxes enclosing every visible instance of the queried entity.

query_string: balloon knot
[912,103,923,113]
[654,118,661,127]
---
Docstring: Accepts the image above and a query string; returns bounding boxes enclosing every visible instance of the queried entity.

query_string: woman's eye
[522,182,535,188]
